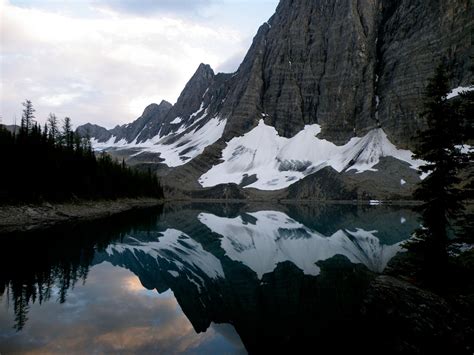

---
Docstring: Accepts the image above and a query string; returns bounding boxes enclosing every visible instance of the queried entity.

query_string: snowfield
[199,119,423,190]
[91,115,227,168]
[131,117,226,167]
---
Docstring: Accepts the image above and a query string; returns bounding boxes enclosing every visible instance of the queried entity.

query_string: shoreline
[2,197,471,235]
[0,197,163,235]
[162,197,425,205]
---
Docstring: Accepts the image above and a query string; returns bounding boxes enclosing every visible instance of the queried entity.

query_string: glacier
[199,119,423,190]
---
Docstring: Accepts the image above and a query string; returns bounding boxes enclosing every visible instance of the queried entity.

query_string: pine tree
[411,64,467,276]
[47,113,59,143]
[43,123,48,142]
[20,100,35,137]
[62,117,73,149]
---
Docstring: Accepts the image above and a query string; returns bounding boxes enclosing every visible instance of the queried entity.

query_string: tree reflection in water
[0,206,164,330]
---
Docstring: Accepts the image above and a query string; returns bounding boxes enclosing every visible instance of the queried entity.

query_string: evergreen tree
[47,113,59,143]
[43,123,48,142]
[62,117,73,149]
[411,64,468,276]
[20,100,35,137]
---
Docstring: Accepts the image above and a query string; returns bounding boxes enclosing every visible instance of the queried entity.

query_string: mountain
[77,0,473,198]
[0,124,20,135]
[76,100,173,145]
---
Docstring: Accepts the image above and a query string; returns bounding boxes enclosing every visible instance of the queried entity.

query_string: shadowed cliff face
[221,0,379,143]
[376,0,473,146]
[220,0,472,145]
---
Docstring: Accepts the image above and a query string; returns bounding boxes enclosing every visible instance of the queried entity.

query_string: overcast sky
[0,0,279,128]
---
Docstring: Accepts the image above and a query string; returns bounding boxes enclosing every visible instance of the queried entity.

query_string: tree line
[0,100,164,203]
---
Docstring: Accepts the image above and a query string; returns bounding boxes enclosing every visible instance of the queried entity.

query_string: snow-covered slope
[105,229,225,285]
[199,119,423,190]
[93,115,227,168]
[198,211,403,278]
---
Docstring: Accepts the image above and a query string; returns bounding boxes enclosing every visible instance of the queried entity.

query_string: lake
[0,203,419,354]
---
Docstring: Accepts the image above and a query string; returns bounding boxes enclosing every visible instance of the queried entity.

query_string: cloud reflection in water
[0,262,245,354]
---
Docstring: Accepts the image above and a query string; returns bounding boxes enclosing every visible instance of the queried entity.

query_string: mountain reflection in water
[0,203,418,354]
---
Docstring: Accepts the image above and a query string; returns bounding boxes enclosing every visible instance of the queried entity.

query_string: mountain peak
[142,100,173,117]
[197,62,213,73]
[159,100,173,108]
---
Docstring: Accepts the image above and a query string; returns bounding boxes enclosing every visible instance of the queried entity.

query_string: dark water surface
[0,203,418,354]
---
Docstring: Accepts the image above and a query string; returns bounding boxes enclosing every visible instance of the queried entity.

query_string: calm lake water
[0,203,418,354]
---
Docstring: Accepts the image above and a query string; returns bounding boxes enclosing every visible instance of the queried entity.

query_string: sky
[0,0,279,128]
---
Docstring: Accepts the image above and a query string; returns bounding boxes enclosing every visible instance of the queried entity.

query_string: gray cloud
[91,0,214,17]
[216,49,247,73]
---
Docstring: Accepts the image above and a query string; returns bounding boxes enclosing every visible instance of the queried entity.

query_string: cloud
[216,50,247,73]
[0,0,278,129]
[91,0,214,17]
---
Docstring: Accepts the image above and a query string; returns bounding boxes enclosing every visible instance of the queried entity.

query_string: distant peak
[195,63,215,77]
[159,100,173,108]
[141,103,159,116]
[198,62,212,70]
[141,100,173,117]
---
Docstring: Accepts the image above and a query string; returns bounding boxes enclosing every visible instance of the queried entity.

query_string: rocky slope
[77,0,473,199]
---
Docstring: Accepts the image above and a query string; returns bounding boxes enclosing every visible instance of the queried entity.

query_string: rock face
[119,101,173,143]
[376,0,473,147]
[76,123,113,142]
[76,0,473,196]
[218,0,472,145]
[77,100,173,144]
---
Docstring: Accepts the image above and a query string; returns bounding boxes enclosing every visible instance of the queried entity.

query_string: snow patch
[447,86,474,100]
[170,117,182,124]
[199,119,423,190]
[455,144,473,155]
[400,179,406,185]
[91,136,118,151]
[369,200,382,205]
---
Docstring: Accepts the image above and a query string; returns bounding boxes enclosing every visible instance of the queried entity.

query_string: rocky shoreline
[0,198,163,235]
